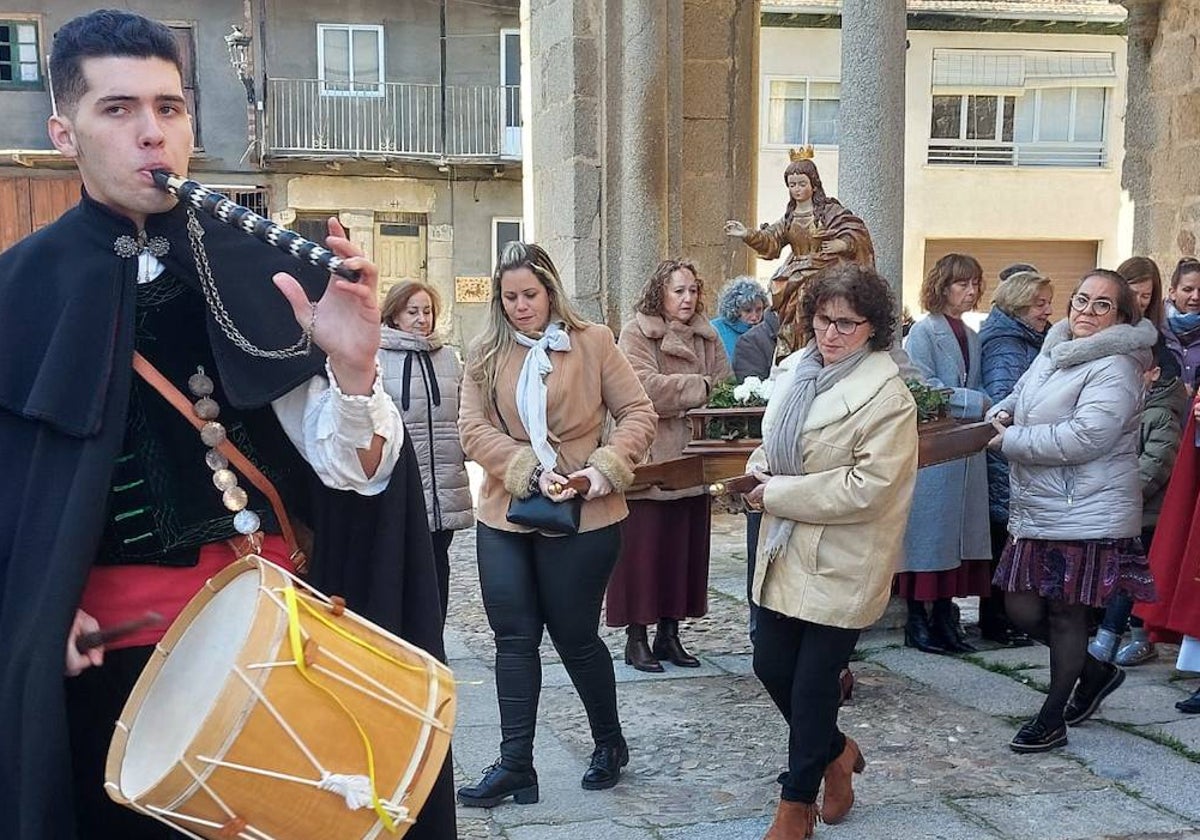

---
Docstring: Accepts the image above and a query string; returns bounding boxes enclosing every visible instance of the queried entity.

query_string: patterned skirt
[994,536,1156,608]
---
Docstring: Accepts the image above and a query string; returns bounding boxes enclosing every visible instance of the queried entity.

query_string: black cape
[0,194,456,839]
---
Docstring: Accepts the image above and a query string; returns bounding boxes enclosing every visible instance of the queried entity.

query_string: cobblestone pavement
[442,514,1200,840]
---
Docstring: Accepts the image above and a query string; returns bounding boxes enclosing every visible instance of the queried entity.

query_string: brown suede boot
[763,799,820,839]
[820,736,866,824]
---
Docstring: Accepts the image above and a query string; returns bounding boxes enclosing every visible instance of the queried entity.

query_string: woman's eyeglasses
[812,314,868,335]
[1069,293,1114,316]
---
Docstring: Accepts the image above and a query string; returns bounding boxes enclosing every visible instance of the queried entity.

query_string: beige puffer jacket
[379,327,474,532]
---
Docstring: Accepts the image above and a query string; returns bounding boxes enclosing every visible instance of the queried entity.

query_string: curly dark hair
[799,264,896,351]
[634,258,706,318]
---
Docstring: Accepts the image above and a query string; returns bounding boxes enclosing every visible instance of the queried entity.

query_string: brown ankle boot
[652,618,700,667]
[820,736,865,824]
[763,799,819,839]
[624,624,663,673]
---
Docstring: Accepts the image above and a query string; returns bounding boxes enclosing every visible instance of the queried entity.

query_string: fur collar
[380,325,444,352]
[634,311,718,361]
[775,350,900,432]
[1042,317,1158,369]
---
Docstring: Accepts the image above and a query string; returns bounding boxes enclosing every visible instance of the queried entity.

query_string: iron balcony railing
[265,79,522,160]
[927,139,1107,168]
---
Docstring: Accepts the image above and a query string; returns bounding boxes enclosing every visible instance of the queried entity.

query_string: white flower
[732,381,752,402]
[756,379,775,401]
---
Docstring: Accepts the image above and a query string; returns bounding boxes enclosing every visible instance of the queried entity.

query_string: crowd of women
[374,229,1200,838]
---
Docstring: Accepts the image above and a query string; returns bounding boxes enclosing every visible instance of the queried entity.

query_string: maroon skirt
[894,561,992,601]
[994,536,1156,608]
[605,496,711,627]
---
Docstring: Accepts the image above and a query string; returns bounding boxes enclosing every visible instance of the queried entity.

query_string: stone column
[524,0,606,320]
[603,2,672,323]
[1120,0,1164,257]
[838,0,907,296]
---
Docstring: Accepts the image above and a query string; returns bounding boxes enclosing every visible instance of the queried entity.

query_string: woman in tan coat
[457,242,656,808]
[743,265,918,838]
[608,259,732,671]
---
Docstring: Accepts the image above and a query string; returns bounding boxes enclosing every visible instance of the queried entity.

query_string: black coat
[0,195,455,839]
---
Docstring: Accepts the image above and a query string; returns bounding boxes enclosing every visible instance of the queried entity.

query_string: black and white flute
[150,169,362,282]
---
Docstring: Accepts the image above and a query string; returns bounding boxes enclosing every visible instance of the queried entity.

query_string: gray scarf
[760,343,870,563]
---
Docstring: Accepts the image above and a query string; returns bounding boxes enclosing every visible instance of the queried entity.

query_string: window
[500,29,521,158]
[765,78,840,147]
[167,25,201,145]
[928,49,1113,168]
[493,218,523,264]
[293,212,346,244]
[317,24,384,96]
[0,19,40,88]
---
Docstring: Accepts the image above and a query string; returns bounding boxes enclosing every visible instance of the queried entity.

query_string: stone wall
[1127,0,1200,263]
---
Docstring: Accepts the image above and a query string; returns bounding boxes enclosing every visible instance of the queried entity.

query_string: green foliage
[906,379,950,423]
[705,379,743,409]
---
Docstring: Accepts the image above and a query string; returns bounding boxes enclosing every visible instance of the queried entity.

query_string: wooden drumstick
[547,475,592,496]
[75,611,163,654]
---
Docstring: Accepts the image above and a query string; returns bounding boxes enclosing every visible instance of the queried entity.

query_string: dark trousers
[476,522,623,770]
[752,607,860,803]
[746,511,762,641]
[431,528,455,624]
[67,646,184,839]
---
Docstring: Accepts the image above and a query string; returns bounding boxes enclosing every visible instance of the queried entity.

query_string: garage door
[0,176,82,253]
[923,239,1100,320]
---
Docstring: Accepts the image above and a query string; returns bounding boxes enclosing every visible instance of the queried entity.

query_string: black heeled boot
[581,735,629,790]
[457,760,539,808]
[930,598,976,653]
[624,624,664,673]
[904,599,949,655]
[652,618,700,667]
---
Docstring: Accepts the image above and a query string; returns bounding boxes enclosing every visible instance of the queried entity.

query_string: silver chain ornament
[186,209,316,360]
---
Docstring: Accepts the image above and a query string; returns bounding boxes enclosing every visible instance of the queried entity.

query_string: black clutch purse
[507,492,583,535]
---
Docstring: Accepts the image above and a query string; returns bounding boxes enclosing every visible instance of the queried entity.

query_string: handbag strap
[131,351,305,567]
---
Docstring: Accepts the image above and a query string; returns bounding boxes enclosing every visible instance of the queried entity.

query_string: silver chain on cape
[186,208,315,359]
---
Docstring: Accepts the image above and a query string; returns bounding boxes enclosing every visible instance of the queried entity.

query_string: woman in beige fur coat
[457,242,656,808]
[607,259,732,672]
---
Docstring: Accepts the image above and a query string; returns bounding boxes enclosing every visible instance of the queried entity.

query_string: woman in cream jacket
[743,265,917,839]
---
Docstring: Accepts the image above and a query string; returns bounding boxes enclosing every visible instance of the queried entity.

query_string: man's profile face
[47,56,193,227]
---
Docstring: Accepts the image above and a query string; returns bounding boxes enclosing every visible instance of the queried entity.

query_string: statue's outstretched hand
[724,220,748,238]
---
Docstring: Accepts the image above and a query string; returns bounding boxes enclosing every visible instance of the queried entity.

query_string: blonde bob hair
[380,280,441,331]
[467,241,589,404]
[992,271,1053,320]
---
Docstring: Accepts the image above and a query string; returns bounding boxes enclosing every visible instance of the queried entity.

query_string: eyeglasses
[1069,293,1115,316]
[812,314,868,335]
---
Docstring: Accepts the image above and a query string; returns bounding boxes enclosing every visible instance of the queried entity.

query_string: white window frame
[316,23,384,98]
[1016,87,1107,144]
[761,75,841,150]
[499,28,521,157]
[930,93,1015,143]
[492,217,524,264]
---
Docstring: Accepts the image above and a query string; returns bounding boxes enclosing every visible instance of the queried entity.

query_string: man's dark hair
[50,10,182,115]
[999,262,1038,283]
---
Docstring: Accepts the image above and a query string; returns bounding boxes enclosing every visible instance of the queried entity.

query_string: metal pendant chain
[186,209,314,359]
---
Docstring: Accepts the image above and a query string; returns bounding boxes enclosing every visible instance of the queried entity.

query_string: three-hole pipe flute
[150,169,363,282]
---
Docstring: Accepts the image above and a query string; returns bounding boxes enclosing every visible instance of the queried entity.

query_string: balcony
[927,139,1106,168]
[265,79,522,162]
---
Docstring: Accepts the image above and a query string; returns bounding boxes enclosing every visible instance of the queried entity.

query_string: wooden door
[374,219,427,302]
[0,176,82,253]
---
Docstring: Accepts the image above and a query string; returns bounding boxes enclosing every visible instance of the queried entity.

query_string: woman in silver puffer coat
[987,269,1157,755]
[379,281,475,622]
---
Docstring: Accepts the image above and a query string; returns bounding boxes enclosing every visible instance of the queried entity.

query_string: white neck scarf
[512,322,571,470]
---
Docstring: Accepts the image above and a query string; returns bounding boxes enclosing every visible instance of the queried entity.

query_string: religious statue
[724,148,875,357]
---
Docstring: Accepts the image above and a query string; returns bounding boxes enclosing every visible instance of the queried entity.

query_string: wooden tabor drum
[105,556,455,839]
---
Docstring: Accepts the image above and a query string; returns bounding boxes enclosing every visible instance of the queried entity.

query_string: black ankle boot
[581,736,629,790]
[457,760,539,808]
[1178,688,1200,714]
[1065,659,1125,726]
[904,601,948,655]
[624,624,664,673]
[930,598,976,653]
[652,618,700,667]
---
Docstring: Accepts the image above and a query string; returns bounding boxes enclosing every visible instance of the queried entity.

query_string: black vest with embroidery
[96,271,285,566]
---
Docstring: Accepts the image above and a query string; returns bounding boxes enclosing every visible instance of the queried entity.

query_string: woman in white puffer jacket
[379,281,475,623]
[987,269,1158,755]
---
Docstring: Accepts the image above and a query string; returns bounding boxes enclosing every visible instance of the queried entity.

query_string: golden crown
[789,145,815,162]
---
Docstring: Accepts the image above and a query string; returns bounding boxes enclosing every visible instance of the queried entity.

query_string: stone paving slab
[1147,716,1200,752]
[868,646,1046,717]
[506,820,656,840]
[1096,683,1199,726]
[970,644,1050,670]
[955,789,1192,840]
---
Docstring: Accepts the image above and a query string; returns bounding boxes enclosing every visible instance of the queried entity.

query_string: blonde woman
[457,242,656,807]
